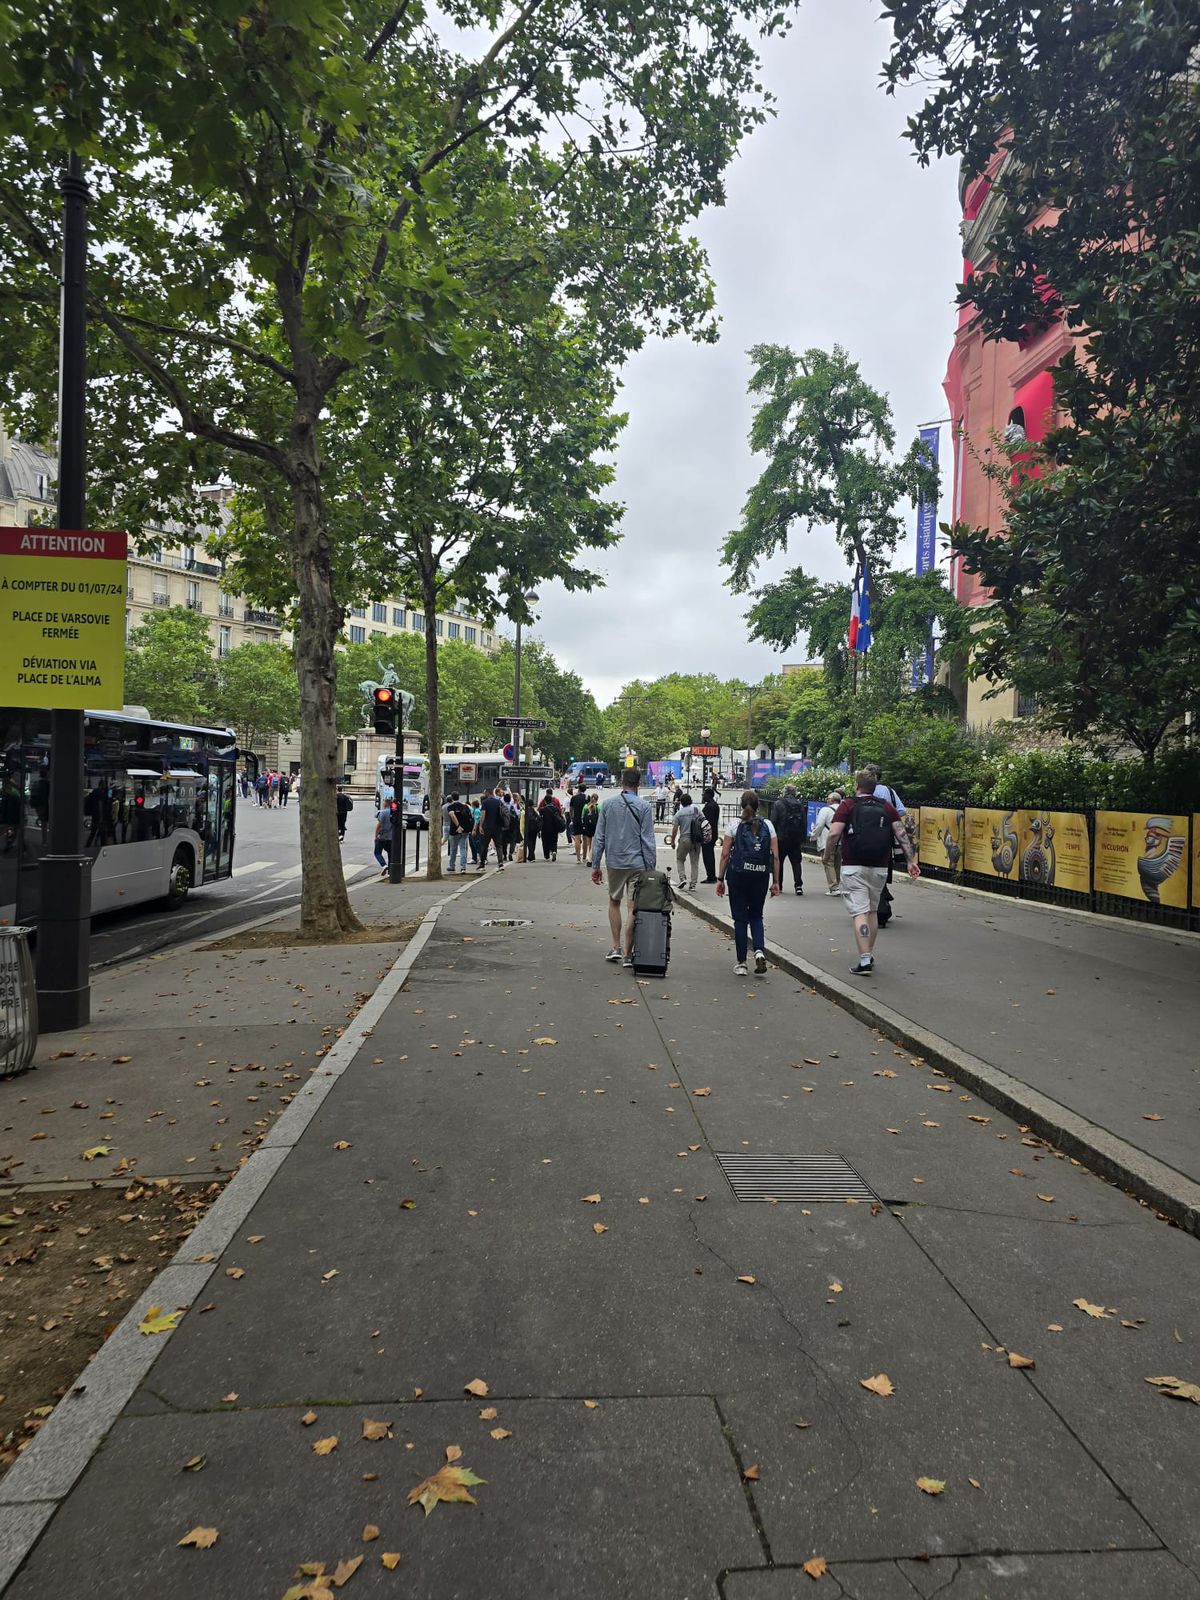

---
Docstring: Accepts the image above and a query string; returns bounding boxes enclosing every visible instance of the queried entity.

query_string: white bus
[1,705,243,925]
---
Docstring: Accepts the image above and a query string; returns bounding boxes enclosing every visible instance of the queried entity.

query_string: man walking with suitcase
[590,767,657,968]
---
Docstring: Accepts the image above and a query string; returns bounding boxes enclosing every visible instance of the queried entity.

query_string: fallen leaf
[592,1222,608,1234]
[301,1410,318,1425]
[322,1270,339,1281]
[407,1462,486,1516]
[693,1087,712,1097]
[916,1476,945,1495]
[1007,1352,1036,1369]
[225,1267,245,1280]
[333,1141,352,1150]
[138,1305,182,1336]
[381,1553,403,1570]
[112,1055,132,1064]
[464,1378,489,1398]
[583,1400,599,1409]
[860,1373,894,1397]
[183,1455,206,1472]
[736,1274,756,1286]
[444,1445,463,1463]
[968,1476,981,1489]
[178,1526,219,1549]
[742,1463,760,1481]
[362,1525,379,1542]
[967,1115,991,1125]
[1073,1298,1110,1319]
[362,1419,392,1440]
[81,1145,111,1161]
[1046,1324,1064,1333]
[1145,1375,1200,1405]
[490,1427,512,1440]
[921,1120,940,1129]
[313,1436,339,1455]
[1143,1113,1165,1122]
[479,1406,498,1420]
[533,1037,557,1046]
[873,1068,897,1078]
[802,1556,827,1580]
[581,1193,602,1204]
[223,1392,239,1403]
[332,1555,364,1586]
[828,1281,843,1294]
[1037,1194,1055,1203]
[793,1420,812,1430]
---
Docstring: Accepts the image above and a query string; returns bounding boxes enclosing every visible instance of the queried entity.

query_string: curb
[674,892,1200,1239]
[0,871,485,1593]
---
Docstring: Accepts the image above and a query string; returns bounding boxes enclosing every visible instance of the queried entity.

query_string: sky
[523,0,963,709]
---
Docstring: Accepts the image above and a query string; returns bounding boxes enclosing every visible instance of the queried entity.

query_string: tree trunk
[291,448,365,936]
[422,561,444,882]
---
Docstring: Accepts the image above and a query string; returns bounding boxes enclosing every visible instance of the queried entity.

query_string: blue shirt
[591,790,656,870]
[873,782,907,816]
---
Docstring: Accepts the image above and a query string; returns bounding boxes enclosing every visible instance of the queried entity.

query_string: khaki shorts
[841,865,888,916]
[606,866,641,903]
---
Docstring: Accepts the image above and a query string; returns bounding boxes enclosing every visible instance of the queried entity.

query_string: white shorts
[841,865,888,916]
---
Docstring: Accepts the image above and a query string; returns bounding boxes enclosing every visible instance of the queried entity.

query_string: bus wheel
[165,849,193,909]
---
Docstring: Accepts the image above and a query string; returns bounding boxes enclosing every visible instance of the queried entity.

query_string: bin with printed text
[0,928,38,1078]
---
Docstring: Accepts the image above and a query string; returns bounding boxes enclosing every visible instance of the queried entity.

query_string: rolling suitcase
[631,868,673,977]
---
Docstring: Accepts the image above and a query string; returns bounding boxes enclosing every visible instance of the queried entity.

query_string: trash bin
[0,928,38,1078]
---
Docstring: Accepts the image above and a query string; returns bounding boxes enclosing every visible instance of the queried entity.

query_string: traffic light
[372,686,397,736]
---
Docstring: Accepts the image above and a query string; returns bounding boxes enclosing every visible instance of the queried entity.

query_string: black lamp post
[36,153,93,1031]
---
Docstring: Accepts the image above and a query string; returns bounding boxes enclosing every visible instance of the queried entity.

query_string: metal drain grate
[479,918,532,928]
[714,1152,877,1204]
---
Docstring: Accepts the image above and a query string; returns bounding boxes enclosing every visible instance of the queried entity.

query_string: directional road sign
[492,716,547,730]
[502,764,555,781]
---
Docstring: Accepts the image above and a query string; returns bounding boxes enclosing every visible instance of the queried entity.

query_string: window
[218,594,234,618]
[447,621,460,640]
[1016,690,1038,719]
[412,612,425,631]
[392,607,405,627]
[182,545,194,568]
[153,581,170,606]
[465,626,476,644]
[349,624,365,644]
[218,625,232,657]
[151,550,163,563]
[436,618,445,637]
[345,738,358,770]
[483,634,492,649]
[350,605,366,619]
[372,601,386,622]
[186,580,202,612]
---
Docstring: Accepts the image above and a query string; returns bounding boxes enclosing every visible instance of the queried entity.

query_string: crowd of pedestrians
[429,778,605,875]
[241,768,297,808]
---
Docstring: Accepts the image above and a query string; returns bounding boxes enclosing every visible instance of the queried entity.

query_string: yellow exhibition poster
[1094,811,1189,910]
[1016,810,1091,894]
[918,806,963,873]
[964,808,1018,880]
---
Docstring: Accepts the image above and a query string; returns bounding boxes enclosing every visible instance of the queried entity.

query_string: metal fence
[0,928,38,1078]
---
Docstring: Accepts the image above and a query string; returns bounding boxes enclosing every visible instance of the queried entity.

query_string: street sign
[502,764,554,781]
[492,716,547,730]
[0,527,127,708]
[459,762,478,783]
[690,744,720,757]
[502,743,516,762]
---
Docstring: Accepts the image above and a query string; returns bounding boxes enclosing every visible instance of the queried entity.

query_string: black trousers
[701,839,717,880]
[779,838,804,889]
[878,857,895,922]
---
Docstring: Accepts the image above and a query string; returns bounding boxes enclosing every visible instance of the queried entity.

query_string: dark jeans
[727,873,769,963]
[779,838,804,890]
[480,830,504,866]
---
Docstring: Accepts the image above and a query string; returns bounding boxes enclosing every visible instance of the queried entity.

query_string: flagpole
[849,563,859,770]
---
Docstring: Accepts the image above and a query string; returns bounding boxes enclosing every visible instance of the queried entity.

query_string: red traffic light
[374,688,394,703]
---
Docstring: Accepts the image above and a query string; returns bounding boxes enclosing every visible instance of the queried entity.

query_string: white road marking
[231,858,275,877]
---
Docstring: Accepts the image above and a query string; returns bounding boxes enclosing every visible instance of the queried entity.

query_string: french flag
[849,561,873,652]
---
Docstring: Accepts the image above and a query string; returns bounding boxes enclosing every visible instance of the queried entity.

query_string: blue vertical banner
[912,424,941,687]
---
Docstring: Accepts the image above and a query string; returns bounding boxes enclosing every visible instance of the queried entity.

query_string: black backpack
[773,796,804,843]
[688,808,704,845]
[848,795,891,866]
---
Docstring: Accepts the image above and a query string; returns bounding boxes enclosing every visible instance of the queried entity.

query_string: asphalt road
[86,795,427,970]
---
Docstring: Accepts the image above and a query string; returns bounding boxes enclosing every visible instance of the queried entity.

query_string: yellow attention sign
[0,527,127,709]
[1094,810,1189,910]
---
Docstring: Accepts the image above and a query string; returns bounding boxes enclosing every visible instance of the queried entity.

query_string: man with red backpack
[824,768,919,976]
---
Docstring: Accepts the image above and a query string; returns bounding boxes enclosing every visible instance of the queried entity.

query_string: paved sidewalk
[3,860,1197,1597]
[669,860,1200,1196]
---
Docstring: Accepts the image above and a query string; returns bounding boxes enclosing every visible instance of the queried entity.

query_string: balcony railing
[186,597,204,612]
[245,608,280,626]
[152,592,171,606]
[134,550,224,576]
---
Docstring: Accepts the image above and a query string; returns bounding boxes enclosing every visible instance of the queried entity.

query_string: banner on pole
[912,426,940,687]
[0,526,127,708]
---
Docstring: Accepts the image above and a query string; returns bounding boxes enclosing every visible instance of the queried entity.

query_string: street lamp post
[699,726,711,793]
[743,685,761,788]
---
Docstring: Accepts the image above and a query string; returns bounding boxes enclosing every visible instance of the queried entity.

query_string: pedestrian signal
[372,686,397,736]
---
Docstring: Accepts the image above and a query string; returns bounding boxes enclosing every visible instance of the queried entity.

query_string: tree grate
[714,1151,878,1204]
[479,918,533,928]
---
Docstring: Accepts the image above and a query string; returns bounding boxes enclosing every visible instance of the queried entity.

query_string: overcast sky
[522,0,962,709]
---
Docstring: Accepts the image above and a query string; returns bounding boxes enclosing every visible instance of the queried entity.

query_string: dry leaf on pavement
[860,1374,894,1397]
[592,1222,608,1234]
[1145,1375,1200,1405]
[81,1145,111,1161]
[693,1087,712,1097]
[742,1463,760,1481]
[312,1436,339,1456]
[583,1400,599,1409]
[138,1305,182,1336]
[916,1477,946,1495]
[533,1037,557,1046]
[362,1525,379,1542]
[802,1556,827,1579]
[736,1274,756,1286]
[1073,1298,1110,1319]
[490,1427,512,1440]
[178,1526,219,1549]
[581,1194,602,1204]
[444,1445,463,1462]
[1007,1352,1036,1369]
[362,1419,392,1440]
[1143,1113,1165,1122]
[301,1410,318,1425]
[332,1554,363,1586]
[381,1553,402,1570]
[464,1379,489,1398]
[407,1462,486,1516]
[479,1406,498,1420]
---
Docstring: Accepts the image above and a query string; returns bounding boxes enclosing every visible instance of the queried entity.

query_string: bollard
[0,928,39,1078]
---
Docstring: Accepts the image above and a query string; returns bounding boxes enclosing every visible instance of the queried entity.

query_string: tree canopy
[124,607,218,726]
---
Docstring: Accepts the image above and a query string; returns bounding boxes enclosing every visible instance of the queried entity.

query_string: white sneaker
[605,947,622,963]
[754,950,767,976]
[733,962,748,976]
[827,886,842,896]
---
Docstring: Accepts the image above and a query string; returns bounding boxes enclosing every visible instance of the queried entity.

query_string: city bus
[1,705,243,927]
[376,754,430,827]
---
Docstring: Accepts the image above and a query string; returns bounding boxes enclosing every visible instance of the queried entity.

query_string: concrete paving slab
[722,1551,1200,1599]
[8,1399,759,1599]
